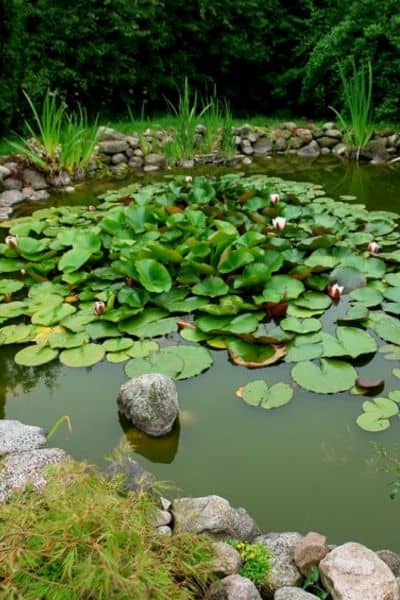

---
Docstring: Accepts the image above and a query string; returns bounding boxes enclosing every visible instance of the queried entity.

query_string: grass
[330,60,374,156]
[0,458,214,599]
[228,540,272,586]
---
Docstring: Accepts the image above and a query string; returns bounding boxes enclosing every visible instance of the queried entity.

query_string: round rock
[117,373,179,437]
[208,574,262,599]
[212,542,242,577]
[274,588,319,599]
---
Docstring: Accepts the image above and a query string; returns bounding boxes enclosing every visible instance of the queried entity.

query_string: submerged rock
[208,574,262,599]
[319,542,399,600]
[0,448,66,502]
[172,495,260,541]
[0,420,47,455]
[117,373,179,437]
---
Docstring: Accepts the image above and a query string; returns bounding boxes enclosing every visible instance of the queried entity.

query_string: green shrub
[0,459,214,599]
[228,539,272,585]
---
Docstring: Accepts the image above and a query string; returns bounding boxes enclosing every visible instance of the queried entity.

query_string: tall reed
[330,60,373,158]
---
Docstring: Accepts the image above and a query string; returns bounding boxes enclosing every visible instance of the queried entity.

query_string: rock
[0,420,47,455]
[3,177,22,190]
[98,140,129,155]
[144,153,166,168]
[29,190,50,201]
[317,136,339,149]
[97,126,127,141]
[208,574,262,599]
[248,132,258,144]
[156,526,172,536]
[152,509,172,528]
[106,455,156,492]
[294,531,329,576]
[117,373,178,437]
[281,122,298,131]
[295,128,313,143]
[48,172,71,187]
[21,186,34,199]
[253,136,273,155]
[0,165,11,180]
[255,532,303,595]
[239,125,252,137]
[128,157,144,168]
[377,550,400,577]
[322,121,336,130]
[177,159,195,168]
[288,136,304,150]
[172,495,260,541]
[297,140,320,158]
[111,152,128,165]
[324,128,342,139]
[388,134,398,147]
[212,542,242,577]
[160,496,171,511]
[274,588,319,599]
[0,190,24,205]
[126,135,140,148]
[320,147,331,155]
[22,169,48,190]
[195,124,206,135]
[0,448,66,502]
[332,143,349,157]
[143,164,161,172]
[240,141,254,155]
[242,157,252,166]
[63,186,75,193]
[361,137,389,161]
[319,542,399,600]
[275,137,287,151]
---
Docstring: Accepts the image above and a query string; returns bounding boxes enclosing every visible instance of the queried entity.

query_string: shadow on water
[3,155,400,550]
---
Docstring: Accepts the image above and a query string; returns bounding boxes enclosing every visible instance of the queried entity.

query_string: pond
[3,156,400,552]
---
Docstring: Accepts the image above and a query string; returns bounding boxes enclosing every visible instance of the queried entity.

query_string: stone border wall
[0,121,399,220]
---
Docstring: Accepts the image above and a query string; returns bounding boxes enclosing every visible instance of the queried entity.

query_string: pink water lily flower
[368,241,380,254]
[328,283,344,299]
[93,301,106,316]
[270,193,280,205]
[5,235,18,249]
[272,217,286,231]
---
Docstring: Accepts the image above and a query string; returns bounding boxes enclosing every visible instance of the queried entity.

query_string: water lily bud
[272,217,286,232]
[88,205,96,212]
[368,241,380,254]
[270,193,280,205]
[184,175,193,184]
[328,283,344,299]
[5,235,18,249]
[93,301,106,316]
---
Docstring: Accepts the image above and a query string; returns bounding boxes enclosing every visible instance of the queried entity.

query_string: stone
[208,574,262,599]
[29,190,50,201]
[172,495,260,541]
[274,588,319,599]
[255,532,303,595]
[288,136,304,150]
[143,164,161,172]
[22,169,48,190]
[240,141,254,155]
[320,147,331,155]
[0,165,11,180]
[377,550,400,577]
[134,148,144,157]
[322,121,336,130]
[297,140,320,158]
[117,373,178,437]
[156,526,172,536]
[275,137,287,151]
[248,132,258,144]
[111,152,128,165]
[98,140,129,155]
[128,157,144,169]
[152,509,172,527]
[21,186,34,199]
[388,134,398,147]
[106,454,156,492]
[294,531,329,576]
[126,135,140,148]
[332,143,349,157]
[295,128,313,143]
[144,153,166,168]
[253,136,273,155]
[97,126,127,141]
[0,420,47,455]
[48,172,71,187]
[177,159,194,168]
[281,122,298,131]
[212,542,242,577]
[0,448,66,502]
[324,128,342,139]
[3,177,22,190]
[361,137,389,161]
[63,186,75,193]
[242,157,252,166]
[0,190,24,205]
[160,496,172,511]
[239,125,252,137]
[319,542,399,600]
[317,136,339,149]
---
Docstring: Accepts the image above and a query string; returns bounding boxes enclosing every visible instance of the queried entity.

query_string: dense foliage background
[1,0,399,134]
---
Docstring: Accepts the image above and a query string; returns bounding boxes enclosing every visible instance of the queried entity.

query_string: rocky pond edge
[0,120,400,221]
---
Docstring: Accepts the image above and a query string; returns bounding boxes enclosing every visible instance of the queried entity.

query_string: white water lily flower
[93,301,106,316]
[184,175,193,184]
[368,241,380,254]
[272,217,286,231]
[270,193,280,205]
[5,235,18,249]
[328,283,344,299]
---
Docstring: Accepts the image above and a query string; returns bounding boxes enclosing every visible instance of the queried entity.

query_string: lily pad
[164,345,213,379]
[292,358,357,393]
[60,344,105,368]
[124,350,184,379]
[236,379,293,409]
[14,344,58,367]
[192,276,229,298]
[350,287,383,307]
[280,317,321,334]
[227,339,286,367]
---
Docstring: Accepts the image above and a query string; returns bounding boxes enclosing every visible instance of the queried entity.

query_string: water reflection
[120,414,180,463]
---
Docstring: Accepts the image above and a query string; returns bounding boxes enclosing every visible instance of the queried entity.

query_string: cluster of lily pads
[1,173,400,432]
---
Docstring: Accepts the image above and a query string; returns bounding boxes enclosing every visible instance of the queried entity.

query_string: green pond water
[4,156,400,551]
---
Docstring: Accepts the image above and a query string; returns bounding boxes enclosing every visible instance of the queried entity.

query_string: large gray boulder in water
[117,373,179,437]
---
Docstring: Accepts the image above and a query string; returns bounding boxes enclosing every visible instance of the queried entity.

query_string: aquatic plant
[59,107,99,173]
[330,60,374,158]
[0,459,214,599]
[1,173,400,431]
[228,540,272,585]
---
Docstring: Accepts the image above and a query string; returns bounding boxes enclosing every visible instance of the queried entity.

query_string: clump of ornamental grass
[0,459,214,599]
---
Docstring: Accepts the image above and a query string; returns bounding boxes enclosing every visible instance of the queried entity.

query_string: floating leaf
[60,344,105,367]
[350,287,383,307]
[86,321,120,339]
[337,305,369,324]
[236,379,293,409]
[31,303,76,327]
[0,323,37,344]
[228,339,285,367]
[321,327,377,358]
[374,315,400,345]
[280,317,321,334]
[102,338,134,353]
[292,358,357,393]
[192,277,229,298]
[295,292,331,311]
[48,331,89,349]
[257,275,304,304]
[125,351,183,379]
[135,259,172,293]
[14,344,58,367]
[164,345,213,379]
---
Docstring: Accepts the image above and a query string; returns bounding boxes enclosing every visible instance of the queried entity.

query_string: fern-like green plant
[330,60,374,158]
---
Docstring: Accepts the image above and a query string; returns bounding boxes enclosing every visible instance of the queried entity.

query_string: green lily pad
[280,317,321,334]
[164,345,213,379]
[258,275,304,304]
[60,344,105,368]
[0,323,37,344]
[134,259,172,293]
[48,331,89,349]
[350,287,383,307]
[374,315,400,345]
[124,350,184,379]
[127,340,160,358]
[14,344,58,367]
[292,358,357,393]
[236,379,293,409]
[294,292,332,311]
[31,303,76,327]
[321,327,377,358]
[102,337,134,353]
[86,321,121,339]
[227,338,285,367]
[192,277,229,298]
